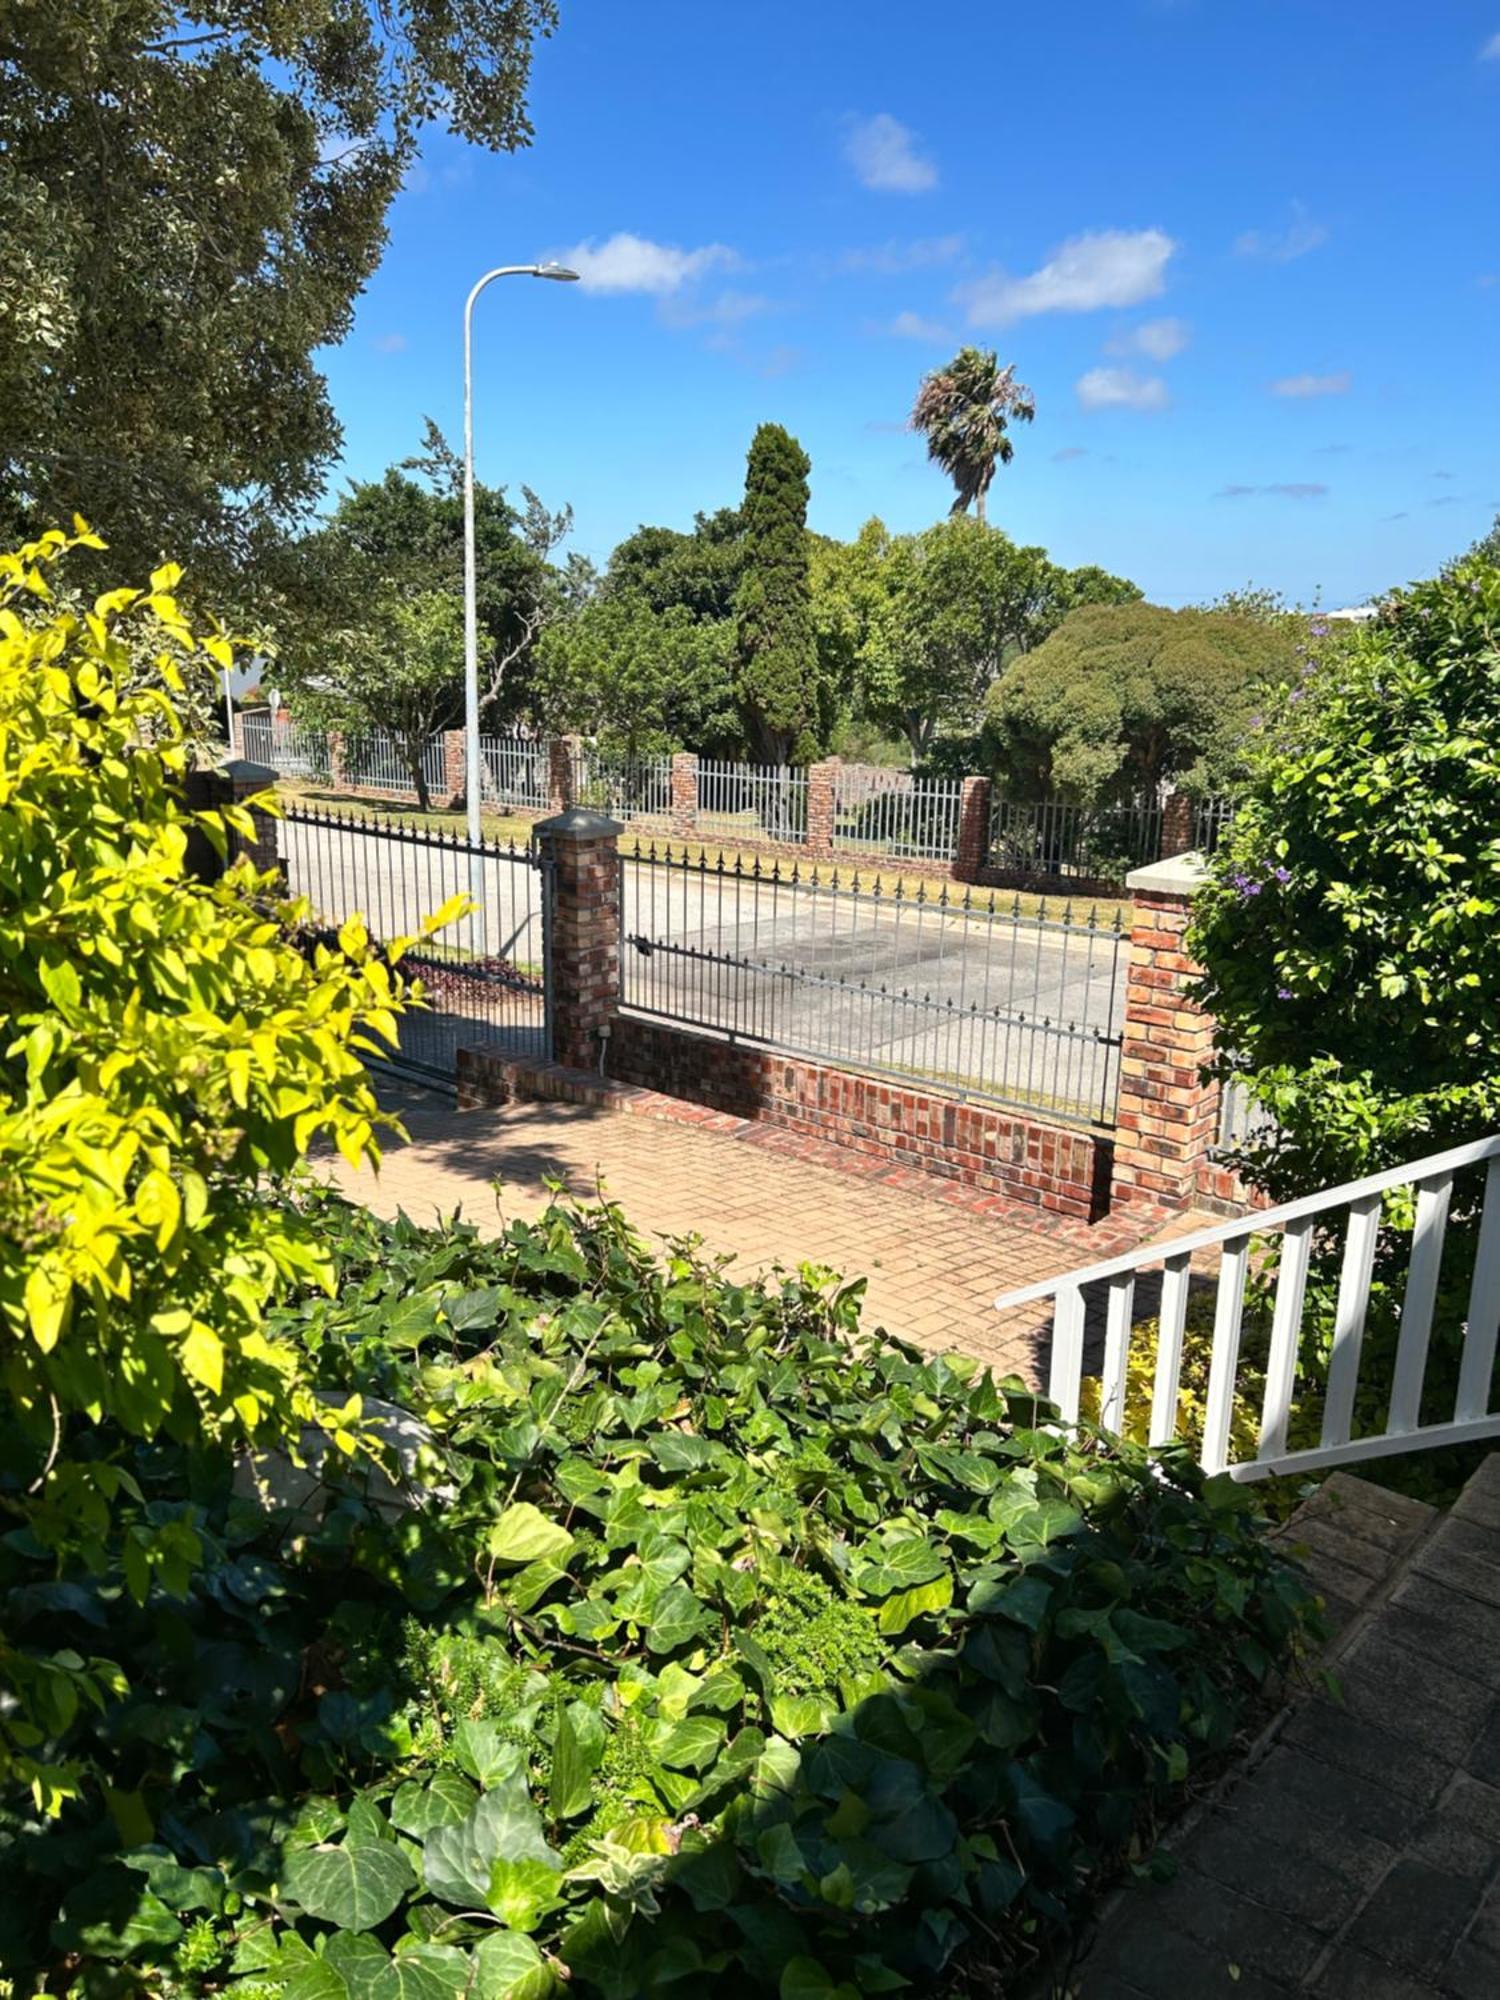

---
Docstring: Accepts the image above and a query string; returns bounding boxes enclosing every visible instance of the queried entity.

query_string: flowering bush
[1189,558,1500,1199]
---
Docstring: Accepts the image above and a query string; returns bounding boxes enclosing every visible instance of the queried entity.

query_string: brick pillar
[548,735,581,813]
[182,759,282,884]
[442,730,467,810]
[1159,788,1195,860]
[328,730,347,792]
[229,710,246,758]
[1112,853,1220,1212]
[806,756,840,858]
[535,807,622,1071]
[670,751,699,840]
[954,774,992,882]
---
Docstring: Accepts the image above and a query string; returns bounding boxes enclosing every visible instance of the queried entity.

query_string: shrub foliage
[2,1196,1316,1996]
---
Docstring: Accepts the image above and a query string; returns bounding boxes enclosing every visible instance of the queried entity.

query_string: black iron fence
[618,848,1126,1126]
[280,805,551,1079]
[986,795,1165,884]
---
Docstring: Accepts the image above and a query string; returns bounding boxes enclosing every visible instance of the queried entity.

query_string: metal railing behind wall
[341,732,446,798]
[833,769,963,862]
[280,805,551,1079]
[698,759,809,844]
[240,712,331,783]
[619,848,1126,1126]
[987,795,1164,885]
[573,749,673,826]
[480,735,550,811]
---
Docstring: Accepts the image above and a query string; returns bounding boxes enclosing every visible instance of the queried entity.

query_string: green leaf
[549,1702,606,1819]
[487,1503,574,1566]
[647,1432,722,1472]
[486,1857,568,1931]
[51,1868,185,1959]
[423,1778,562,1910]
[452,1719,526,1789]
[876,1572,953,1634]
[390,1771,479,1837]
[472,1928,555,1999]
[281,1839,415,1932]
[646,1581,711,1654]
[371,1944,474,2000]
[780,1958,854,2000]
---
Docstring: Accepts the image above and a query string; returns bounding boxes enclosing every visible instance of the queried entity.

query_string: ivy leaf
[876,1573,952,1635]
[452,1720,526,1790]
[487,1504,574,1567]
[390,1771,478,1837]
[472,1928,555,1999]
[486,1857,568,1931]
[549,1702,606,1820]
[645,1581,711,1654]
[780,1959,861,2000]
[647,1432,722,1473]
[422,1779,562,1910]
[371,1944,474,2000]
[50,1868,186,1959]
[281,1839,415,1932]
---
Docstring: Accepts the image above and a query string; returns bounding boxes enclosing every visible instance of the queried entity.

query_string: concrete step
[1070,1453,1500,1999]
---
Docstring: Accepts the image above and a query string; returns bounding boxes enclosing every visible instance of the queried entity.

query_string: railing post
[954,774,992,882]
[1159,788,1195,860]
[182,758,282,885]
[670,751,699,840]
[1113,851,1221,1211]
[442,729,467,811]
[533,806,622,1071]
[548,735,581,813]
[806,756,840,858]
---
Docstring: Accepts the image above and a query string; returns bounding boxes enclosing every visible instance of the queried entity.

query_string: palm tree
[909,346,1035,523]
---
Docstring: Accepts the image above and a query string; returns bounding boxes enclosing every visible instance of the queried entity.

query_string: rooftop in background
[1327,605,1378,622]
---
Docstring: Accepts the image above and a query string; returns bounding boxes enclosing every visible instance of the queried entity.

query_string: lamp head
[534,263,580,282]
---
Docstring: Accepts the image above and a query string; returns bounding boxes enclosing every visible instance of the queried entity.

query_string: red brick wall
[1112,888,1220,1210]
[609,1015,1112,1220]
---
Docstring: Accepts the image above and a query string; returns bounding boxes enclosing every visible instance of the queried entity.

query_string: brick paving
[319,1076,1192,1379]
[1076,1459,1500,2000]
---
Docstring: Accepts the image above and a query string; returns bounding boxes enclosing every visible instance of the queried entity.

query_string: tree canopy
[0,3,558,616]
[985,600,1296,804]
[533,592,739,754]
[909,347,1035,523]
[734,424,820,763]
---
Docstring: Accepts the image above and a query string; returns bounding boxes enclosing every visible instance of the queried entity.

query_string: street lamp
[462,261,579,952]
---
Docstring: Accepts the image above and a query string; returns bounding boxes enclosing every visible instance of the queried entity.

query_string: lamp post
[463,261,578,953]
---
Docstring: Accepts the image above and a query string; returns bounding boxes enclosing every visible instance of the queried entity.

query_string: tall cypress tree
[735,424,817,764]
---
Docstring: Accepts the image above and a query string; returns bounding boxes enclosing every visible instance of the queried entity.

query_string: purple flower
[1277,986,1293,999]
[1272,865,1291,884]
[1310,619,1329,637]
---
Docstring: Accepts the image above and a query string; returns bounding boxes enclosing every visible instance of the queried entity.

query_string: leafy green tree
[607,508,746,622]
[814,518,1139,766]
[0,4,557,615]
[734,425,819,763]
[909,346,1035,522]
[1189,563,1500,1196]
[281,425,571,739]
[986,601,1296,803]
[532,592,739,753]
[0,525,432,1813]
[315,590,466,809]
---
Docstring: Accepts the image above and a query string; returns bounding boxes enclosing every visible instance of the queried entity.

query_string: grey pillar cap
[217,758,279,786]
[1125,851,1210,896]
[535,806,624,839]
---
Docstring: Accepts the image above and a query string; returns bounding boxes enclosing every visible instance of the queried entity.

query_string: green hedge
[0,1196,1318,1997]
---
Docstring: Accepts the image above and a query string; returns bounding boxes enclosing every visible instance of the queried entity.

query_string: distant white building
[1325,605,1378,624]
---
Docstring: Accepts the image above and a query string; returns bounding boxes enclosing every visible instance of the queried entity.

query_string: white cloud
[886,309,949,341]
[1270,371,1351,398]
[1052,447,1089,462]
[1216,481,1329,500]
[1234,202,1329,262]
[843,114,938,194]
[1075,366,1170,411]
[372,332,407,354]
[1108,315,1190,361]
[553,232,738,295]
[959,228,1176,327]
[1482,32,1500,59]
[838,234,964,274]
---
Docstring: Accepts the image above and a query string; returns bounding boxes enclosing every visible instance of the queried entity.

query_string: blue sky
[319,1,1500,608]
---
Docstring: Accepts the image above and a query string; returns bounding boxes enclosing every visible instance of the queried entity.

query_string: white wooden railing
[993,1135,1500,1481]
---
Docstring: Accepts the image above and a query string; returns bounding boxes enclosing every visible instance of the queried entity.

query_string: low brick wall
[607,1015,1113,1220]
